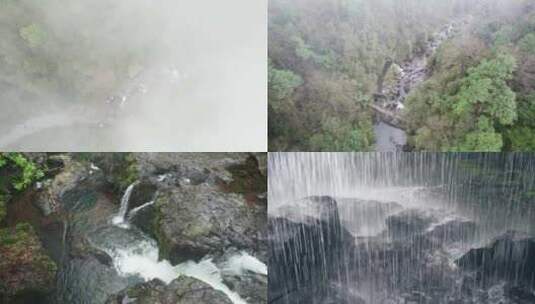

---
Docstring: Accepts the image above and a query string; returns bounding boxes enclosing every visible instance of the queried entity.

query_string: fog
[0,0,266,151]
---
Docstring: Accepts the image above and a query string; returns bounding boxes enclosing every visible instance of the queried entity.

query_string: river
[373,21,458,152]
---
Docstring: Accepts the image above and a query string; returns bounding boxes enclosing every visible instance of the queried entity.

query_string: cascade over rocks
[105,276,233,304]
[121,153,268,265]
[1,153,268,304]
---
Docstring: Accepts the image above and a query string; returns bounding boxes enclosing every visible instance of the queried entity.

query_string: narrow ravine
[373,21,461,152]
[97,182,266,304]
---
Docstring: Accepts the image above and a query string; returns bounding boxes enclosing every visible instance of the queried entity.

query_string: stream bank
[373,20,465,152]
[0,153,268,304]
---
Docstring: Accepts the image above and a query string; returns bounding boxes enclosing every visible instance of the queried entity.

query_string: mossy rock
[0,223,57,301]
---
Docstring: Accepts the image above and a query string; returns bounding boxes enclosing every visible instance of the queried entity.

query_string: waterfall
[102,182,265,304]
[127,200,154,221]
[112,181,139,227]
[269,153,535,303]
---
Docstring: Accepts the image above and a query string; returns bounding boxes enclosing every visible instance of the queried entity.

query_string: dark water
[373,21,460,152]
[268,153,535,303]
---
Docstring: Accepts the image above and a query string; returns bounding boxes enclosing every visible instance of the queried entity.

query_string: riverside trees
[269,0,535,151]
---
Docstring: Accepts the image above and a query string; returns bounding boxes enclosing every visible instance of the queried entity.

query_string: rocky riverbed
[374,19,467,152]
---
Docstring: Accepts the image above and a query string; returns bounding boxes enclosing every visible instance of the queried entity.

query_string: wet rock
[456,231,535,288]
[35,155,106,216]
[221,271,267,303]
[426,218,477,244]
[105,276,233,304]
[58,255,134,304]
[271,282,366,304]
[386,209,436,239]
[0,223,57,302]
[130,153,267,265]
[504,284,535,303]
[269,196,354,303]
[150,184,266,264]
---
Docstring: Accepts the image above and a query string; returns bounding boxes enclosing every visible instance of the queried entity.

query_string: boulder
[35,155,107,216]
[456,231,535,288]
[268,196,354,303]
[425,218,477,244]
[221,271,267,303]
[150,185,266,264]
[129,153,267,265]
[105,277,233,304]
[216,250,268,303]
[386,209,436,239]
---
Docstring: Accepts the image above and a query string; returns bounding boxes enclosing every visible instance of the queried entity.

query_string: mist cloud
[0,0,266,151]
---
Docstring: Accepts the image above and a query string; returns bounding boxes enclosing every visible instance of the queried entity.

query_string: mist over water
[268,153,535,303]
[0,0,266,151]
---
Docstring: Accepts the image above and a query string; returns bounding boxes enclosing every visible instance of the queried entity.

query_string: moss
[150,200,172,261]
[0,223,57,299]
[109,153,139,192]
[220,155,267,204]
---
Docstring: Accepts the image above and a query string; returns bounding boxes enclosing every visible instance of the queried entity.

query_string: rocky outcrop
[268,196,354,304]
[456,230,535,288]
[35,154,107,216]
[426,218,476,244]
[0,223,57,303]
[128,153,267,265]
[149,183,266,264]
[105,277,233,304]
[386,209,436,239]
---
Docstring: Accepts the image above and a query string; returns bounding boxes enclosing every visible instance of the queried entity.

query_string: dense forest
[268,0,535,151]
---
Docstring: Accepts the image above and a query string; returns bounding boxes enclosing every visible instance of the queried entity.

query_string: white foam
[221,251,268,276]
[107,237,256,304]
[113,240,179,283]
[177,259,248,304]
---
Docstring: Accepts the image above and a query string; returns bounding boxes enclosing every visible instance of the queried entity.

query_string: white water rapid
[106,182,267,304]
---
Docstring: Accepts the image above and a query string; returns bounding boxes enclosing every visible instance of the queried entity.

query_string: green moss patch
[0,223,57,299]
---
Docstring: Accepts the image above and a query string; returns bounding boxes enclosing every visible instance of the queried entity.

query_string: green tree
[453,117,503,151]
[452,52,517,125]
[309,117,372,151]
[19,23,47,48]
[268,62,303,112]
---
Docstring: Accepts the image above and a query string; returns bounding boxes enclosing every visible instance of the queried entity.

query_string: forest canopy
[268,0,535,151]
